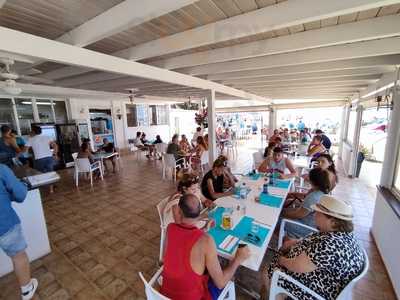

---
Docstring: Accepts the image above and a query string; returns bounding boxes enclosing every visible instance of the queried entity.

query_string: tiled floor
[0,147,397,300]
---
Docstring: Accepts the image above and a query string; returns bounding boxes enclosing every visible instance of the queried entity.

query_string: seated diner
[258,147,297,179]
[161,193,250,300]
[201,158,235,201]
[266,196,364,300]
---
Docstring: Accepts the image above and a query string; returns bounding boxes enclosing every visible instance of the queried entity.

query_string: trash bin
[355,152,365,178]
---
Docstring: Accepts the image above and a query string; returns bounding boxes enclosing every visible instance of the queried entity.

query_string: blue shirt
[301,190,325,228]
[0,138,17,167]
[0,164,28,236]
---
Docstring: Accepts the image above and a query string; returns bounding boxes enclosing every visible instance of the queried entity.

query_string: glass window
[137,104,149,126]
[149,105,168,125]
[54,100,68,123]
[347,110,357,144]
[0,98,18,132]
[126,104,138,127]
[15,98,35,136]
[37,99,54,123]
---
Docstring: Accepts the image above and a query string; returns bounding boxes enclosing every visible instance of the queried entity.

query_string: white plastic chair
[155,143,168,160]
[271,219,369,300]
[74,158,103,187]
[72,152,78,160]
[139,266,236,300]
[200,150,209,173]
[156,196,171,263]
[252,151,264,169]
[162,153,185,181]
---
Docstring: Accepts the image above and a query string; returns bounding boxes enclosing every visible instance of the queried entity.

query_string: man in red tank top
[161,194,250,300]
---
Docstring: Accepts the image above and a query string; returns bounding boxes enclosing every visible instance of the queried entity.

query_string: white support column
[350,104,364,177]
[31,98,40,123]
[11,97,21,136]
[268,106,276,137]
[380,82,400,187]
[50,100,56,123]
[338,104,350,159]
[207,90,217,164]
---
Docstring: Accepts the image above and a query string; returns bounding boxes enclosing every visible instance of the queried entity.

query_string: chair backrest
[156,196,171,227]
[163,153,176,167]
[72,152,78,160]
[75,158,91,172]
[200,151,209,164]
[336,248,369,300]
[138,272,170,300]
[253,151,264,167]
[156,143,168,153]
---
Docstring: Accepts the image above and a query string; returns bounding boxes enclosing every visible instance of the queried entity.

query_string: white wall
[169,109,197,140]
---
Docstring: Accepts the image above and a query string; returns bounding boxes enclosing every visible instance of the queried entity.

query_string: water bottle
[240,182,247,199]
[263,183,268,194]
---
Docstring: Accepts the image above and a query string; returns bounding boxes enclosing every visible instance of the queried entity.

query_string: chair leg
[90,172,93,187]
[75,171,79,187]
[99,167,104,181]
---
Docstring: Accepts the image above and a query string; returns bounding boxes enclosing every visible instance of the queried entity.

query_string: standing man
[0,164,38,299]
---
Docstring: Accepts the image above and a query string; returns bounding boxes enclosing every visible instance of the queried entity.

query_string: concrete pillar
[380,84,400,187]
[338,104,350,159]
[268,106,276,137]
[11,98,21,136]
[31,98,40,123]
[350,104,364,177]
[206,90,217,164]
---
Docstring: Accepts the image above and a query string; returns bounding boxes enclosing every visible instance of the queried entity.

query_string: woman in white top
[163,173,210,227]
[258,147,297,179]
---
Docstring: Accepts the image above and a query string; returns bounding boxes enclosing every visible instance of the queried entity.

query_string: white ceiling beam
[272,100,346,109]
[56,72,129,87]
[0,82,126,99]
[0,26,266,101]
[0,50,36,64]
[222,67,390,85]
[233,75,380,88]
[114,0,400,61]
[41,66,94,80]
[207,55,400,80]
[358,70,399,99]
[57,0,198,47]
[152,14,400,70]
[0,1,7,9]
[184,37,400,76]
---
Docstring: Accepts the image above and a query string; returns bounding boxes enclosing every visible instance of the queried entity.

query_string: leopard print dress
[268,231,365,300]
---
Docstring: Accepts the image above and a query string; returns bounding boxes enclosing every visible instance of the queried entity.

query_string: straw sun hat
[311,195,353,221]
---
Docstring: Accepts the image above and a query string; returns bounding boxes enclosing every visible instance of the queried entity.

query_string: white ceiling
[0,0,400,105]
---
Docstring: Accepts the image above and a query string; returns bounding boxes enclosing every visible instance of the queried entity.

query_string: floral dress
[268,231,365,300]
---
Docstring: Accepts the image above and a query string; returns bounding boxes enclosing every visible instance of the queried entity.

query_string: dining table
[207,174,293,272]
[92,151,119,173]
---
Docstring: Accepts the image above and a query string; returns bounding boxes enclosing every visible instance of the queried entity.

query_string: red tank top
[160,223,211,300]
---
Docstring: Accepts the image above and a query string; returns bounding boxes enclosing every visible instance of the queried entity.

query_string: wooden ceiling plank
[195,0,227,20]
[288,24,304,34]
[356,7,380,20]
[233,0,258,13]
[320,16,338,27]
[303,20,321,30]
[377,3,400,16]
[338,12,358,24]
[255,0,276,8]
[212,0,242,17]
[181,4,215,24]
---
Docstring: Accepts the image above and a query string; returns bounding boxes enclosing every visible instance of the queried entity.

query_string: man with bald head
[161,193,250,300]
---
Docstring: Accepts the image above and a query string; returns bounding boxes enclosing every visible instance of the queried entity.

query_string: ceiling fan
[125,88,139,103]
[0,58,55,95]
[0,58,22,95]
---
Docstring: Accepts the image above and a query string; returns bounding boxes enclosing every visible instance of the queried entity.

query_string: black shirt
[201,170,224,201]
[321,134,332,150]
[101,142,115,153]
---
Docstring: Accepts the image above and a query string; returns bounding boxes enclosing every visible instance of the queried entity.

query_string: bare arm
[205,235,248,289]
[278,252,317,273]
[258,158,270,173]
[280,158,297,179]
[207,178,233,199]
[50,141,59,158]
